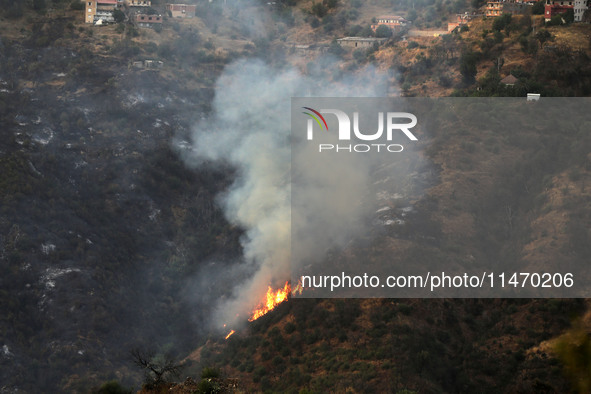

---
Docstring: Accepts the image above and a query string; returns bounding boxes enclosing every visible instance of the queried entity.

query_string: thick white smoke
[180,56,389,328]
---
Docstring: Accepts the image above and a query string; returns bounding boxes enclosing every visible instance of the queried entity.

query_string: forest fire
[291,280,303,296]
[248,281,292,322]
[224,281,301,339]
[224,330,235,340]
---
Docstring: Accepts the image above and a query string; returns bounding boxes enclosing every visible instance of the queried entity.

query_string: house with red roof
[544,0,575,21]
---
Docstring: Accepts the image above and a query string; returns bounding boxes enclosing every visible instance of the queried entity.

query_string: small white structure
[527,93,540,101]
[574,0,588,22]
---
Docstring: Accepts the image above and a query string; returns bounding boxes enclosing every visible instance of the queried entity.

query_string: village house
[132,59,164,69]
[84,0,117,24]
[544,0,574,21]
[574,0,589,21]
[485,0,529,16]
[486,1,503,16]
[370,15,409,32]
[166,3,196,18]
[136,13,163,27]
[336,37,387,49]
[292,44,329,55]
[500,74,519,86]
[447,13,472,32]
[128,0,151,6]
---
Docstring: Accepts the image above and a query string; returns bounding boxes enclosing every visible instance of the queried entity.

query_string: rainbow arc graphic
[302,107,328,131]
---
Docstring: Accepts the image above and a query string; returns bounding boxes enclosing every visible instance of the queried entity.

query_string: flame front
[248,281,291,321]
[291,280,303,296]
[225,330,235,340]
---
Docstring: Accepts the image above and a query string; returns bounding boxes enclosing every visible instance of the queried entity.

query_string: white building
[574,0,588,21]
[83,0,117,24]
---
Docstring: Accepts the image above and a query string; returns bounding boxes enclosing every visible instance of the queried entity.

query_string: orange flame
[225,330,235,340]
[248,281,291,321]
[291,280,303,296]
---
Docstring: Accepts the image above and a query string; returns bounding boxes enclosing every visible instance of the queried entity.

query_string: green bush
[201,367,220,379]
[492,13,512,31]
[532,0,545,14]
[375,25,392,38]
[70,0,84,10]
[459,50,479,83]
[94,380,131,394]
[311,2,328,18]
[197,378,220,394]
[113,9,125,23]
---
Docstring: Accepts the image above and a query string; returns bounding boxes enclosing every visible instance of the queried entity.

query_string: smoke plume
[179,56,390,328]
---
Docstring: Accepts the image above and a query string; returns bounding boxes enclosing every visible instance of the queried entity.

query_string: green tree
[131,348,184,389]
[375,25,392,38]
[70,0,84,10]
[311,2,327,18]
[548,13,564,25]
[563,8,575,23]
[93,381,132,394]
[328,39,345,57]
[535,29,553,48]
[532,0,545,14]
[201,367,221,379]
[112,9,125,23]
[32,0,46,11]
[492,13,512,31]
[460,50,478,83]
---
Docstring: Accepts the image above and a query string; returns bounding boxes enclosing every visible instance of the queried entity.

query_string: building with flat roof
[336,37,387,48]
[128,0,151,6]
[136,13,163,27]
[84,0,117,24]
[370,15,409,32]
[166,3,196,18]
[544,0,574,21]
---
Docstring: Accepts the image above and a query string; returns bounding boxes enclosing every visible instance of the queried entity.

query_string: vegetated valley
[0,0,590,393]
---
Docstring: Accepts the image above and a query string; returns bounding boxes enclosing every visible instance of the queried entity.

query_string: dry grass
[548,23,591,52]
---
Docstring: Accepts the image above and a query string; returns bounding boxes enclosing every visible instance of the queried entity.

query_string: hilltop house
[128,0,151,6]
[292,44,329,55]
[136,13,163,27]
[370,15,409,32]
[574,0,589,21]
[166,3,196,18]
[132,59,164,69]
[447,13,472,32]
[544,0,574,21]
[486,0,530,16]
[500,74,519,86]
[84,0,117,24]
